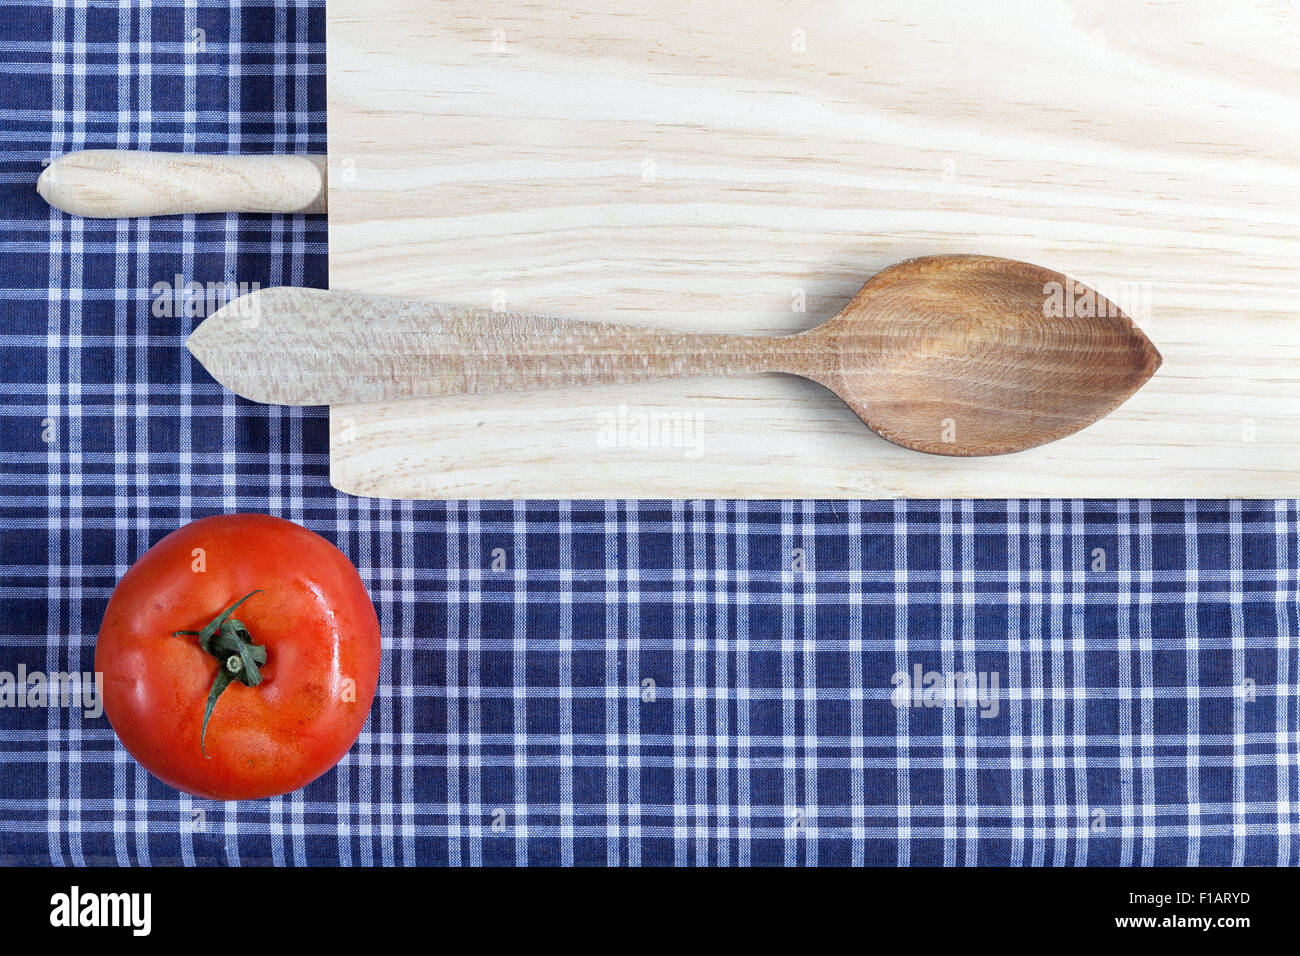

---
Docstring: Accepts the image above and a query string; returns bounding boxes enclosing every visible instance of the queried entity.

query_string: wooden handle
[187,287,817,406]
[37,150,328,217]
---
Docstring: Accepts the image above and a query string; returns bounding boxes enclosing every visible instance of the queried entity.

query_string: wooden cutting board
[325,0,1300,499]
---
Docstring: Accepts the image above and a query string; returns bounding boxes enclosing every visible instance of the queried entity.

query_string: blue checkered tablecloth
[1,0,1298,867]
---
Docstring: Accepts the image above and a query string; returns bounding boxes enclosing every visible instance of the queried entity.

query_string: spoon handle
[187,286,810,406]
[38,150,327,217]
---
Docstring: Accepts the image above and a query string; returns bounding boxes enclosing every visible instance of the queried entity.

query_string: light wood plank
[326,0,1300,498]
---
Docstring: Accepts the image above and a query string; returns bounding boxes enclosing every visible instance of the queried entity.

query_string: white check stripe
[1184,500,1202,864]
[1272,500,1294,864]
[558,500,575,866]
[1229,499,1246,866]
[604,499,620,865]
[849,500,865,864]
[1049,499,1065,866]
[1007,500,1025,866]
[1138,501,1156,866]
[892,498,910,866]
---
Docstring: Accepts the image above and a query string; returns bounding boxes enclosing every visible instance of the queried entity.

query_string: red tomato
[95,513,381,800]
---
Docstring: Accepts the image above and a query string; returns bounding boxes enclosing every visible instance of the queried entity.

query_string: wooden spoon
[187,255,1160,456]
[38,151,327,217]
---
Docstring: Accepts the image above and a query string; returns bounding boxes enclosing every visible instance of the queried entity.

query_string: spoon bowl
[809,255,1162,455]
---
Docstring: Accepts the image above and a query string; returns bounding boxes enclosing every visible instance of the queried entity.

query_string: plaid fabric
[1,0,1298,867]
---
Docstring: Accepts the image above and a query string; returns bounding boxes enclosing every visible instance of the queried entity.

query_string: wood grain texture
[38,151,327,217]
[188,287,798,404]
[326,0,1300,498]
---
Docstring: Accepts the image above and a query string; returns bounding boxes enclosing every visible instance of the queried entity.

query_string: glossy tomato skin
[95,513,381,800]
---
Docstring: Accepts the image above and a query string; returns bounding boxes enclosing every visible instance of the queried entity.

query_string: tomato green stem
[172,590,268,756]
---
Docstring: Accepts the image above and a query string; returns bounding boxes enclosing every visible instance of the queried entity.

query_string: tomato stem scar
[172,590,267,757]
